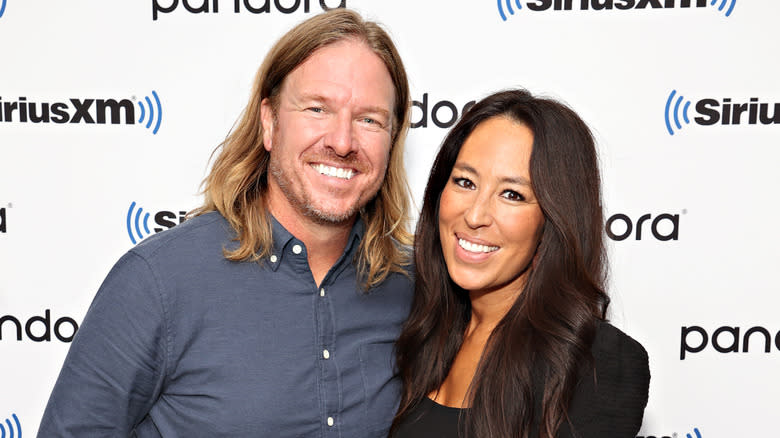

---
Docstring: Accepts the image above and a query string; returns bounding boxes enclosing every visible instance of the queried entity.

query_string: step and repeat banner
[1,0,777,436]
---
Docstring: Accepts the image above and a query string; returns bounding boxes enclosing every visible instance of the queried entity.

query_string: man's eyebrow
[357,105,391,118]
[295,92,392,120]
[296,92,329,103]
[297,92,388,106]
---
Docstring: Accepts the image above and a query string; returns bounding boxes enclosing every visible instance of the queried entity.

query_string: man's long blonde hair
[194,9,412,289]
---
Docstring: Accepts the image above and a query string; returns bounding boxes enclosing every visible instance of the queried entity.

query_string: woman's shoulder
[563,321,651,437]
[592,321,649,367]
[588,321,651,401]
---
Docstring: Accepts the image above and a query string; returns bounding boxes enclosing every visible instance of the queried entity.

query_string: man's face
[261,39,396,226]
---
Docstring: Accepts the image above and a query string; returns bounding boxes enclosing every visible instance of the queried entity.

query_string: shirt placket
[317,277,339,437]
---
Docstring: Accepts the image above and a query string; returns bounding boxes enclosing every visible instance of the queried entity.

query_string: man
[38,9,413,437]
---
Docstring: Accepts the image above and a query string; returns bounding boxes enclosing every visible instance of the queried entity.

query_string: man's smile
[311,163,356,180]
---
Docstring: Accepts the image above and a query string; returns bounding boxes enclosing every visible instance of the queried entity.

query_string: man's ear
[260,98,274,152]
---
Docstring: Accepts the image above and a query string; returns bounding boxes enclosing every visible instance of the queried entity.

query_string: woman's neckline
[425,396,467,411]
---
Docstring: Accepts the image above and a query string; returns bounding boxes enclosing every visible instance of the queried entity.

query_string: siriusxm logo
[153,0,346,21]
[0,0,7,19]
[411,93,475,129]
[664,90,779,135]
[638,427,702,438]
[605,212,680,241]
[127,202,188,244]
[0,91,163,135]
[0,309,79,342]
[497,0,735,21]
[0,414,21,438]
[681,325,780,359]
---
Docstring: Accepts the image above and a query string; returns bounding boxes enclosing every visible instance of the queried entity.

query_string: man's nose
[325,112,357,157]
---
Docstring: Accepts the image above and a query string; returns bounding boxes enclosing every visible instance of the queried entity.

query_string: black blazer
[547,322,650,438]
[392,322,650,438]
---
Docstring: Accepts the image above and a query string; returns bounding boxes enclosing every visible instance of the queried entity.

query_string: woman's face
[438,116,545,299]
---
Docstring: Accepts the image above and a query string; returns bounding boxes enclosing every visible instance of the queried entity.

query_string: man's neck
[268,201,355,287]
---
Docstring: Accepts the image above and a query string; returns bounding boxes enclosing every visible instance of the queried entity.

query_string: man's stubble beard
[267,150,373,226]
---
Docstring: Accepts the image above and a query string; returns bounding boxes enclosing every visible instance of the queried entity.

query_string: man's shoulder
[129,211,234,261]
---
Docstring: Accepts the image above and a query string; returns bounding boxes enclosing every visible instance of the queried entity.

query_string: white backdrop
[1,1,778,436]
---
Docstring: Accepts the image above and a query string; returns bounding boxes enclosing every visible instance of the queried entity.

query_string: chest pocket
[359,341,401,434]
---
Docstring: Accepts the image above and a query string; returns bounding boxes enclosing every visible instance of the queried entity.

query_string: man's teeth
[458,238,498,253]
[313,164,354,180]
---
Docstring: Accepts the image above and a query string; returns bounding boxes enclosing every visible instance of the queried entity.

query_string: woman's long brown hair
[392,89,610,438]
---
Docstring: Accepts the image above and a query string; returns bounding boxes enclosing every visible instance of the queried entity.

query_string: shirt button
[270,255,278,263]
[323,349,330,359]
[292,244,302,255]
[320,288,325,297]
[327,417,334,427]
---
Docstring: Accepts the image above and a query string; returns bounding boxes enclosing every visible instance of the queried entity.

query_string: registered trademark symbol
[7,202,12,208]
[673,433,678,438]
[682,209,687,214]
[131,95,137,101]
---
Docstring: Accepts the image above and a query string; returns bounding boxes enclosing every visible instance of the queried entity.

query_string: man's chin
[303,203,359,226]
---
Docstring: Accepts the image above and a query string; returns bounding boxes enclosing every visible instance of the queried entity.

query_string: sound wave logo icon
[687,427,702,438]
[127,201,152,244]
[137,90,162,135]
[0,0,7,19]
[0,413,21,438]
[664,89,692,136]
[497,0,522,21]
[711,0,736,17]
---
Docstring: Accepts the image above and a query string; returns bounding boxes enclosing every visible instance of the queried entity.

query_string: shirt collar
[268,214,365,271]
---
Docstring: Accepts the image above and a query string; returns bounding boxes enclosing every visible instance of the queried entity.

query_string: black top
[392,322,650,438]
[392,397,462,438]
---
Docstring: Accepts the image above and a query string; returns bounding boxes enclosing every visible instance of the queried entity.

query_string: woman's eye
[501,190,525,201]
[453,177,474,189]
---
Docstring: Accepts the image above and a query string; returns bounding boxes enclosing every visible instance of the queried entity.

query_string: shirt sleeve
[37,251,168,437]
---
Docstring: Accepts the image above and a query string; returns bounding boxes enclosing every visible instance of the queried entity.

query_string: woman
[391,89,650,438]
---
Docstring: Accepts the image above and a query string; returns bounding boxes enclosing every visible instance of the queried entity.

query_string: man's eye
[307,107,323,113]
[360,117,386,129]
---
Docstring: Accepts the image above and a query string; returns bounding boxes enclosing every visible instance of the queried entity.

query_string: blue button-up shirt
[38,212,413,437]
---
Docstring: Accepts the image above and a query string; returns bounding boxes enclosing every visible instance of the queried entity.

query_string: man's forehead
[291,40,385,78]
[279,40,395,108]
